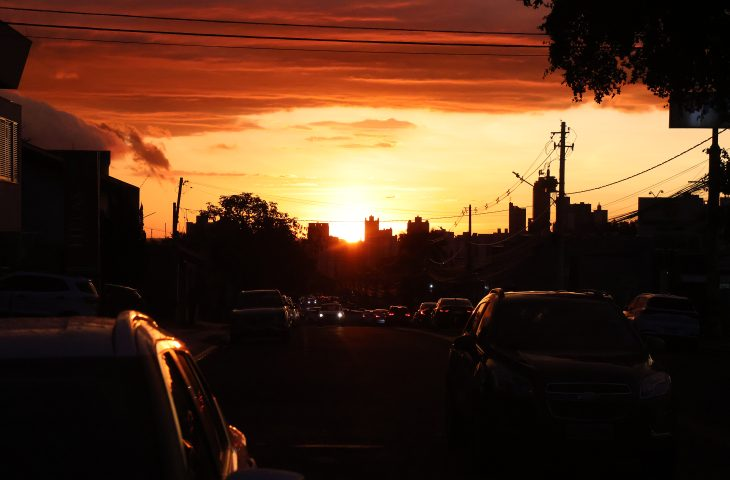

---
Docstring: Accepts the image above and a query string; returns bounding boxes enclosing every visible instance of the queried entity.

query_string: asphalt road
[198,323,730,480]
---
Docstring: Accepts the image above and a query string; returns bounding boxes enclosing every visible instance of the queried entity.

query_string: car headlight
[640,372,671,399]
[337,312,343,318]
[319,313,323,318]
[492,362,533,397]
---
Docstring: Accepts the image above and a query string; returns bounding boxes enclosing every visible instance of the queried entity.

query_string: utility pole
[172,176,184,239]
[553,121,574,232]
[467,204,472,277]
[707,127,721,334]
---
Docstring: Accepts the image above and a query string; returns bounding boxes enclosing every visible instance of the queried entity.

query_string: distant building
[530,174,557,234]
[407,216,429,235]
[593,204,608,230]
[0,96,21,234]
[364,215,395,264]
[307,222,330,243]
[508,202,526,236]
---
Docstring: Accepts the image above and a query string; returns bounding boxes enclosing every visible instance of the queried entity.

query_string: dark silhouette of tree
[522,1,730,111]
[203,192,302,238]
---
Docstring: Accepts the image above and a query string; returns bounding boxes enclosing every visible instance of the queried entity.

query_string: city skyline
[1,1,725,241]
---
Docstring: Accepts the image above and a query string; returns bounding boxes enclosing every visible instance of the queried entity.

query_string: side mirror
[226,469,304,480]
[452,334,476,352]
[644,335,667,354]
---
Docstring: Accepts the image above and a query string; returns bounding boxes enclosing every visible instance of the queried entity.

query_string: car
[98,283,147,317]
[229,289,294,341]
[0,271,99,317]
[412,301,437,325]
[318,302,345,323]
[446,289,673,463]
[624,293,701,350]
[387,305,411,325]
[362,308,388,325]
[0,312,274,479]
[282,295,301,326]
[430,297,473,329]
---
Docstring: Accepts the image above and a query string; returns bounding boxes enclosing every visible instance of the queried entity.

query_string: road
[198,322,730,480]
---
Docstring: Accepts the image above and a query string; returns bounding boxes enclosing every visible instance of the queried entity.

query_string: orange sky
[3,0,724,241]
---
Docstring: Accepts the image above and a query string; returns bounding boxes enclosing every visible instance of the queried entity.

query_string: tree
[203,192,302,238]
[522,1,730,111]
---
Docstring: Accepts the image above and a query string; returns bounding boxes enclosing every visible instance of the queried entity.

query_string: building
[530,173,557,234]
[363,215,395,264]
[0,96,21,234]
[407,216,429,235]
[508,202,526,236]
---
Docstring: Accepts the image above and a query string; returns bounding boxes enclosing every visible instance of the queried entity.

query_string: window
[162,352,218,479]
[0,116,19,183]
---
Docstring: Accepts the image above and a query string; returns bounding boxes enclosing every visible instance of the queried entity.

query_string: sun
[330,221,364,243]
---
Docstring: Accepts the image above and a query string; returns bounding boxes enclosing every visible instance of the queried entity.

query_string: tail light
[439,308,449,313]
[388,312,394,316]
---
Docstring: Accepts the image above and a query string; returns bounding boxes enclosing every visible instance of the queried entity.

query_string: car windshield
[442,299,472,307]
[322,303,341,310]
[420,303,436,309]
[647,297,694,311]
[236,291,284,308]
[0,358,161,478]
[493,297,642,352]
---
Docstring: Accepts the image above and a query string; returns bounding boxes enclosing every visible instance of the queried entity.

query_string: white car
[624,293,700,348]
[0,271,99,317]
[318,302,345,323]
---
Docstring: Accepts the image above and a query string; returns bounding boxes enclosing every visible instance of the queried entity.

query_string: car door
[447,299,489,414]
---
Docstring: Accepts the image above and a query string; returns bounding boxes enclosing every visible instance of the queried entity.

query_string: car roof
[0,312,177,359]
[2,271,92,282]
[496,290,614,302]
[636,293,689,300]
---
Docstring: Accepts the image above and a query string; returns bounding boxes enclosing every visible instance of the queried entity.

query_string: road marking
[291,444,384,450]
[195,344,219,362]
[394,327,456,343]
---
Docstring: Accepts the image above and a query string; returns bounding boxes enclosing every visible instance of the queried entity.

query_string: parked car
[318,302,345,324]
[431,297,473,329]
[283,295,301,326]
[413,302,437,325]
[230,289,294,341]
[446,289,673,461]
[0,271,99,317]
[98,283,146,317]
[363,308,388,325]
[387,305,411,325]
[0,311,302,479]
[624,293,701,349]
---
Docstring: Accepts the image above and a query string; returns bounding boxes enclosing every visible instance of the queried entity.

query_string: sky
[2,0,723,241]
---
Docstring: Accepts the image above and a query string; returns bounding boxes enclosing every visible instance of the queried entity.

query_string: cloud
[210,143,237,150]
[53,71,79,80]
[100,124,171,177]
[306,136,352,142]
[310,118,416,130]
[2,92,123,152]
[171,169,250,177]
[340,142,395,148]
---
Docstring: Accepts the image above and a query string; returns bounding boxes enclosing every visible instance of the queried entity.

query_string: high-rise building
[531,174,557,234]
[365,215,380,242]
[508,203,526,235]
[307,222,329,243]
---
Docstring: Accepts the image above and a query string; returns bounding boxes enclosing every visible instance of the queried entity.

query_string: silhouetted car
[431,297,473,329]
[624,293,700,349]
[98,283,146,317]
[318,302,345,324]
[230,289,293,341]
[0,312,257,479]
[363,308,388,325]
[0,271,98,317]
[446,289,673,459]
[413,302,437,325]
[387,305,411,325]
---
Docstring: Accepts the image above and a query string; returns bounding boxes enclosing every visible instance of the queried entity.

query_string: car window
[235,291,283,308]
[3,275,69,292]
[492,297,642,352]
[176,351,229,468]
[647,297,694,311]
[161,352,218,479]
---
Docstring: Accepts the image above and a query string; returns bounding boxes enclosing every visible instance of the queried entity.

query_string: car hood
[510,350,651,384]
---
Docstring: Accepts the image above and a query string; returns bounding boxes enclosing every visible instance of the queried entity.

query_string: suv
[431,297,473,329]
[230,289,294,341]
[0,312,259,479]
[446,290,672,463]
[0,271,99,317]
[624,293,700,349]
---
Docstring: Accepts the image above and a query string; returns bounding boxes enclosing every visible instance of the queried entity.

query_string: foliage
[203,192,302,238]
[521,1,730,111]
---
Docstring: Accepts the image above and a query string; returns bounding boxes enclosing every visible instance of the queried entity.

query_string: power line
[7,21,550,48]
[0,5,548,37]
[25,35,548,57]
[567,130,726,195]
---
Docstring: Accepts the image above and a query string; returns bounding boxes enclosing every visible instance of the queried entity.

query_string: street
[198,323,730,479]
